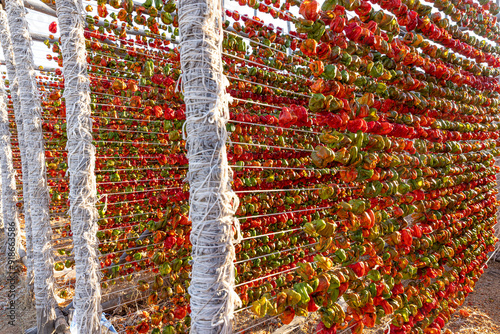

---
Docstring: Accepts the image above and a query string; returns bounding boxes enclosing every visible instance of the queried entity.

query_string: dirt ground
[444,259,500,334]
[1,256,499,334]
[0,263,36,334]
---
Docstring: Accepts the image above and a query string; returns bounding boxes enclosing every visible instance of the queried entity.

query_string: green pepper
[309,93,326,112]
[369,62,384,78]
[368,282,377,297]
[376,82,387,94]
[161,12,173,25]
[171,258,182,272]
[340,53,352,67]
[395,307,410,322]
[309,277,319,292]
[348,199,366,214]
[354,76,367,87]
[321,0,337,11]
[285,289,302,306]
[164,0,176,12]
[319,307,336,328]
[327,96,343,112]
[124,0,134,13]
[328,275,340,292]
[308,20,326,41]
[322,64,338,80]
[143,60,154,78]
[356,167,374,182]
[366,269,382,282]
[293,282,313,304]
[363,182,378,198]
[332,248,347,263]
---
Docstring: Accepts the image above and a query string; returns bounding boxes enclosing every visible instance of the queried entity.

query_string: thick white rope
[55,0,102,332]
[0,72,23,262]
[178,0,241,332]
[5,0,57,332]
[0,8,34,283]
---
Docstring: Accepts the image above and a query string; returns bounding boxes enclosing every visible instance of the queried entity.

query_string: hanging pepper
[316,43,332,60]
[143,60,155,78]
[293,282,313,303]
[330,15,346,33]
[300,39,318,57]
[308,20,326,41]
[310,60,325,77]
[320,307,336,328]
[164,0,176,12]
[280,307,295,325]
[122,0,134,13]
[323,64,338,80]
[251,297,268,317]
[160,12,174,25]
[297,262,316,281]
[299,0,319,21]
[285,289,302,306]
[314,254,334,271]
[309,93,327,112]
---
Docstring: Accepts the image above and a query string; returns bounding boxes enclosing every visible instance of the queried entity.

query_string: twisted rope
[178,0,241,331]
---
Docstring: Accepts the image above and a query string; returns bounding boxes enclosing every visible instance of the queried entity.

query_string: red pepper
[49,21,57,34]
[347,119,368,133]
[299,0,319,21]
[278,107,297,128]
[348,261,366,277]
[307,298,319,312]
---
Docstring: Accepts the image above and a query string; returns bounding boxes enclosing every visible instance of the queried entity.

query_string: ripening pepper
[299,0,319,21]
[322,64,338,80]
[319,307,336,328]
[309,60,325,77]
[308,20,326,41]
[285,289,302,306]
[300,39,318,57]
[143,60,155,78]
[317,220,336,237]
[319,185,334,199]
[327,96,343,112]
[161,12,173,25]
[333,147,350,165]
[280,307,295,325]
[366,269,382,282]
[122,0,134,13]
[251,297,267,317]
[297,262,316,281]
[348,199,366,214]
[316,273,331,293]
[276,291,288,313]
[315,254,334,271]
[164,0,176,12]
[294,282,313,304]
[316,237,333,252]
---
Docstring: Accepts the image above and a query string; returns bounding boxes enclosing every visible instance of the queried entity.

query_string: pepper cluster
[43,0,192,333]
[223,0,500,333]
